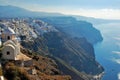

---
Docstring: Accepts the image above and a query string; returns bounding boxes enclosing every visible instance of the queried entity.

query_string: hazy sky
[0,0,120,19]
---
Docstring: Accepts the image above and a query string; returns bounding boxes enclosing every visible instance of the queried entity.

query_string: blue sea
[94,23,120,80]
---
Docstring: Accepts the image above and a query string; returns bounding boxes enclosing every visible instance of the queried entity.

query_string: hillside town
[0,19,71,80]
[0,18,58,42]
[0,25,35,80]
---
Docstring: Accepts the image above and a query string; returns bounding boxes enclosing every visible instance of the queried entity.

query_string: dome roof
[3,27,15,34]
[5,44,15,50]
[3,40,17,48]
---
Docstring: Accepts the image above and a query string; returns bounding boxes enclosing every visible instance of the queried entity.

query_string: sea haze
[94,23,120,80]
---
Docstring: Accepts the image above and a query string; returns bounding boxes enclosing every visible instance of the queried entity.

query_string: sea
[94,23,120,80]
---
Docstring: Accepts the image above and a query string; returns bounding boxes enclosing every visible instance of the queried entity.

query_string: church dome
[3,27,15,34]
[4,40,17,47]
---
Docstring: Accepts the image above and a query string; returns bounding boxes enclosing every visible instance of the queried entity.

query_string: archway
[7,36,10,40]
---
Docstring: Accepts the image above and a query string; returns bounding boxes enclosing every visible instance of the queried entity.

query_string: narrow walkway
[16,53,31,61]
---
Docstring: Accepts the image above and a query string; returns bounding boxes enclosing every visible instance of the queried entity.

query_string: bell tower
[1,27,16,42]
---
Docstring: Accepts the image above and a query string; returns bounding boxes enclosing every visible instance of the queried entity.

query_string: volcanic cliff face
[0,18,104,80]
[40,17,103,44]
[43,32,104,77]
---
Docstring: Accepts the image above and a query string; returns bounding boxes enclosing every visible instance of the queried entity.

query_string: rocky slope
[0,18,104,80]
[43,32,104,78]
[0,47,71,80]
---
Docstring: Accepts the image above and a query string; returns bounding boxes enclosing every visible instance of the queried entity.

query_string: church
[1,27,31,60]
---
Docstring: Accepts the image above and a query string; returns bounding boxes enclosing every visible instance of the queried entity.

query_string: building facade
[1,27,20,60]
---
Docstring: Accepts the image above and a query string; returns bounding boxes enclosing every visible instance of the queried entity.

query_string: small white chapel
[1,27,31,60]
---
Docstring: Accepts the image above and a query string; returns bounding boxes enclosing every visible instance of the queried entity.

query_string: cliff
[40,17,103,44]
[0,18,104,80]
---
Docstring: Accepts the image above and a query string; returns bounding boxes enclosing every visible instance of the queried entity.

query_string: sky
[0,0,120,19]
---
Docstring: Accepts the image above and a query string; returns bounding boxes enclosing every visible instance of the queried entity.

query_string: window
[7,36,10,40]
[6,51,10,55]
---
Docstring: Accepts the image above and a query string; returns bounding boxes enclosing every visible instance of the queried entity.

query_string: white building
[2,40,20,60]
[1,27,20,60]
[1,27,16,42]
